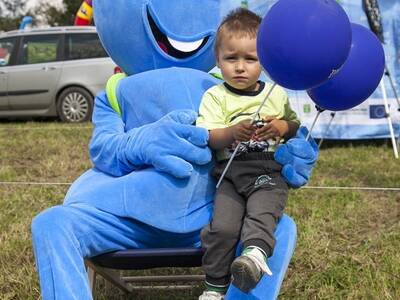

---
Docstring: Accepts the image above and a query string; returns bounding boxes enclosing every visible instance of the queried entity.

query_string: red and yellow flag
[74,0,93,25]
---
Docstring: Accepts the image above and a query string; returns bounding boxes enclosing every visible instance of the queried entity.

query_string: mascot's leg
[31,204,200,300]
[225,215,297,300]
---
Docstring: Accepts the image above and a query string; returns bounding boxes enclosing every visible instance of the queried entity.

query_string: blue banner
[298,0,400,139]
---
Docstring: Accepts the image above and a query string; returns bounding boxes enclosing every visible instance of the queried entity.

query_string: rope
[302,186,400,191]
[0,181,399,191]
[0,126,92,130]
[0,181,71,186]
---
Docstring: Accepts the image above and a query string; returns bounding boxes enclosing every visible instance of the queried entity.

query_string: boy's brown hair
[214,8,262,56]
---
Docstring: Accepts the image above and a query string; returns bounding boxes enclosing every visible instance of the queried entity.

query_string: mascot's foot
[198,290,225,300]
[231,247,272,293]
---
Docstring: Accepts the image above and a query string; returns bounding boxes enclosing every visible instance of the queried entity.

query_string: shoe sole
[230,256,261,293]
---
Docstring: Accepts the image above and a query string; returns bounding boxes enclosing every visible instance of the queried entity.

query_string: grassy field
[0,122,399,300]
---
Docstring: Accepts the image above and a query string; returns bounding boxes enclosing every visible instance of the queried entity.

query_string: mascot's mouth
[147,8,209,59]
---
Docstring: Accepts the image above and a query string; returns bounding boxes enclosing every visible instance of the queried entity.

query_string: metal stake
[379,77,399,159]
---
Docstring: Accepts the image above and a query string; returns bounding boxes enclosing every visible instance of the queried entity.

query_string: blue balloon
[257,0,352,90]
[307,23,385,111]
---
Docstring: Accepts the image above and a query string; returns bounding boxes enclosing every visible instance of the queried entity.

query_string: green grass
[0,122,399,299]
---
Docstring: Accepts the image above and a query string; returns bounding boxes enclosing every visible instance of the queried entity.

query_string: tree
[31,0,82,26]
[0,0,27,31]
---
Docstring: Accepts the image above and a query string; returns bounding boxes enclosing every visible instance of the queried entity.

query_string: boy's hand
[232,119,256,142]
[255,116,289,141]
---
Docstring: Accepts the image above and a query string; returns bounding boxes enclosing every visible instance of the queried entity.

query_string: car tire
[57,87,93,123]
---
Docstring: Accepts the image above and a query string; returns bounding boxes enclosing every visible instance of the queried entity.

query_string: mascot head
[93,0,269,76]
[94,0,222,75]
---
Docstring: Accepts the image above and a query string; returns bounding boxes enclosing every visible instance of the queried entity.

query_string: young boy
[196,8,300,300]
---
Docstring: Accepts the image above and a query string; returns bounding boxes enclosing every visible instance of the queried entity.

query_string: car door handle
[0,71,6,74]
[42,66,57,71]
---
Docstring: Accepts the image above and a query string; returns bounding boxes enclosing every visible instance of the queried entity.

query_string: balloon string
[216,82,277,189]
[215,143,240,189]
[318,112,336,148]
[250,82,277,124]
[306,108,323,141]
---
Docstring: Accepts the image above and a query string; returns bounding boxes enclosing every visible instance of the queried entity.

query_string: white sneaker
[243,246,272,276]
[198,290,225,300]
[231,246,272,293]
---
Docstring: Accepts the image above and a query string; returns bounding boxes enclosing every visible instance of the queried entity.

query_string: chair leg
[85,260,133,294]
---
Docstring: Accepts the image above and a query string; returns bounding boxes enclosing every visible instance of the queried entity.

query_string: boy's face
[216,34,262,92]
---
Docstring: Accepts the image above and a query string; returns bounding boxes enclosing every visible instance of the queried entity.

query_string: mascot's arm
[89,92,212,178]
[89,91,136,176]
[274,126,319,188]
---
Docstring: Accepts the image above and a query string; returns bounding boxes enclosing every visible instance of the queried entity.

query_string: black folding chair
[86,214,297,299]
[86,247,205,295]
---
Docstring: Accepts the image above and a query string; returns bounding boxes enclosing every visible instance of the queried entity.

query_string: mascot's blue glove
[274,126,319,188]
[126,109,211,178]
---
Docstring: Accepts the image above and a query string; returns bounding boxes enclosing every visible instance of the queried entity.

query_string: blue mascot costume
[31,1,318,299]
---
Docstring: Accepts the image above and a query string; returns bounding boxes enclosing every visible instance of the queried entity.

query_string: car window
[65,33,108,60]
[0,37,17,67]
[21,35,60,65]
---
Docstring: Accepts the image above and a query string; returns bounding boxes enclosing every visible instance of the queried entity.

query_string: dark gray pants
[201,152,289,286]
